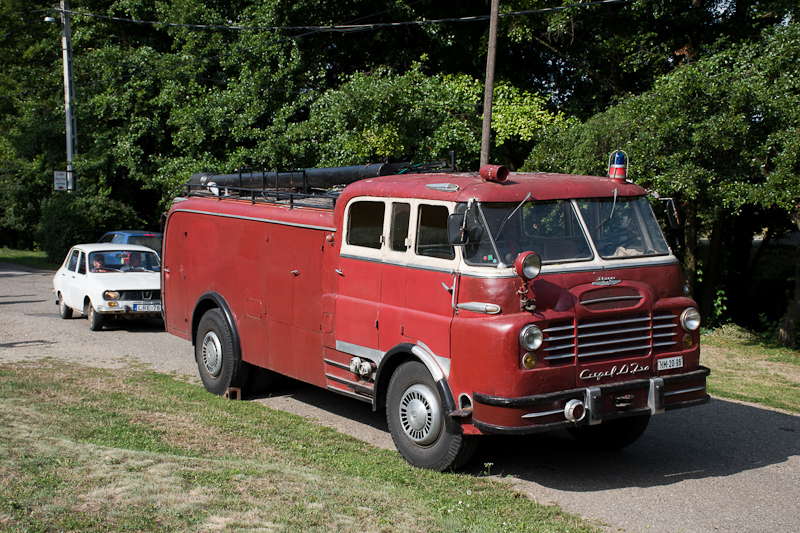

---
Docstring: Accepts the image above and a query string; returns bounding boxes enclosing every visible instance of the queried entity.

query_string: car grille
[542,311,679,364]
[118,290,161,301]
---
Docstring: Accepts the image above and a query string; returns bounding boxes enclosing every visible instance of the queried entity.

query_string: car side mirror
[447,213,469,245]
[663,198,681,229]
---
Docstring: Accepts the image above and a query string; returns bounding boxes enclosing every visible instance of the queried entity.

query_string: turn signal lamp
[522,352,537,369]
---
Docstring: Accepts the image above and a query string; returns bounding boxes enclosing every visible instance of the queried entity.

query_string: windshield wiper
[593,188,618,233]
[496,193,531,239]
[472,199,506,268]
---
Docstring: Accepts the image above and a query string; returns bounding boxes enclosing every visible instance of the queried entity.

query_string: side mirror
[447,213,469,245]
[664,198,681,229]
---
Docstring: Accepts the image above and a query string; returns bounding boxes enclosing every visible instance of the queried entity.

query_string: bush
[37,193,142,262]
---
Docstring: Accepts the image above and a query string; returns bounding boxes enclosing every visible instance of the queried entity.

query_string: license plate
[134,304,161,312]
[658,355,683,371]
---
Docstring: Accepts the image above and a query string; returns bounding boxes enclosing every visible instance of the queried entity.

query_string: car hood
[92,272,161,290]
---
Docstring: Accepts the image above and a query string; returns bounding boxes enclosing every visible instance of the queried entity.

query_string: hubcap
[201,331,223,377]
[398,383,442,445]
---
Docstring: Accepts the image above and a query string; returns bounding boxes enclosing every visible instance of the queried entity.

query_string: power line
[63,0,631,33]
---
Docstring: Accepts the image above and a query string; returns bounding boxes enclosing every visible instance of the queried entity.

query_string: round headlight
[514,251,542,281]
[103,290,120,300]
[519,324,543,351]
[680,307,701,331]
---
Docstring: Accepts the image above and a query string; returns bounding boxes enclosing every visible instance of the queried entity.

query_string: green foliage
[37,192,141,261]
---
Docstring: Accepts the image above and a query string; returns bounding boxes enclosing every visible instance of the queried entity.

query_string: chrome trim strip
[578,343,651,358]
[579,335,651,349]
[544,343,575,352]
[171,208,336,231]
[579,326,650,338]
[665,385,706,397]
[543,324,575,333]
[521,408,564,419]
[581,295,644,305]
[578,316,650,329]
[335,340,386,366]
[544,353,575,361]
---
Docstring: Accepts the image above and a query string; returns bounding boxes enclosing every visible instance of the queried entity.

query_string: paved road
[2,263,799,532]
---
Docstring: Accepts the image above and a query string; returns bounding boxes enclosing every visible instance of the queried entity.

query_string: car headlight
[514,251,542,281]
[680,307,701,331]
[103,291,120,300]
[519,324,543,351]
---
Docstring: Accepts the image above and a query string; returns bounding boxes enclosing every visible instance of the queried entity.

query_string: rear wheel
[87,302,103,331]
[195,308,248,396]
[386,361,477,471]
[567,413,651,450]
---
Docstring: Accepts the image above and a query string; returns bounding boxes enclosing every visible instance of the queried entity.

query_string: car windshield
[458,196,669,266]
[89,251,161,272]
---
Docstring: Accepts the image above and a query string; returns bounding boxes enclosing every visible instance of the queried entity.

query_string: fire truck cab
[162,162,709,471]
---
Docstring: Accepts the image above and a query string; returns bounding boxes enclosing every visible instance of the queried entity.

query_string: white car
[53,243,162,331]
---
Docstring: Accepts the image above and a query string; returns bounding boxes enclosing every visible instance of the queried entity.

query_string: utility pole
[59,0,78,192]
[479,0,500,167]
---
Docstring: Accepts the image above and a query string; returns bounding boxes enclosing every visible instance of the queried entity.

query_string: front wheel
[567,413,650,450]
[87,302,103,331]
[195,308,248,396]
[58,296,72,319]
[386,361,477,471]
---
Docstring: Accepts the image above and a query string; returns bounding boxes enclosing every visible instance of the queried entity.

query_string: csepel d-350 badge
[592,276,621,286]
[580,363,650,382]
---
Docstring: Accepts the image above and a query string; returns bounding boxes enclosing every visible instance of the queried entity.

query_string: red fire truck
[162,161,709,471]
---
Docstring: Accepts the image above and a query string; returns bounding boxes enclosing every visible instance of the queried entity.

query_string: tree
[524,23,800,335]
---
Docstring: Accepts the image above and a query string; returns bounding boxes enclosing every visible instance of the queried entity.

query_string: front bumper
[471,366,710,435]
[96,300,162,317]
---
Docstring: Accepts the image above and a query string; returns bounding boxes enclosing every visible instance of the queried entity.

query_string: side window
[416,204,455,260]
[112,234,124,244]
[67,249,80,272]
[347,201,385,249]
[389,203,410,252]
[77,252,86,275]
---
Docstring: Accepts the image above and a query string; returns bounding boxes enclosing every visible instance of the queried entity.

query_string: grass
[702,324,800,413]
[0,361,598,533]
[0,247,60,270]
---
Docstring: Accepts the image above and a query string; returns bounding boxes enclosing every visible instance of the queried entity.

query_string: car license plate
[134,304,161,312]
[658,355,683,371]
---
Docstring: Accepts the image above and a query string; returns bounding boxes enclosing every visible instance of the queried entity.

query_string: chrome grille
[577,313,651,359]
[652,311,679,352]
[542,321,576,363]
[541,312,681,364]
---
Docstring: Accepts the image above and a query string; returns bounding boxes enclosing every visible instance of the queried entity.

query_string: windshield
[461,200,593,266]
[577,196,670,258]
[89,251,161,272]
[458,196,670,266]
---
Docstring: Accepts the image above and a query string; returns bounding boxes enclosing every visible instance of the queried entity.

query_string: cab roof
[336,170,646,206]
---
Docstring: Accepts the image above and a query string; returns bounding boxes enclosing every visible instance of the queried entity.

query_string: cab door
[401,202,458,359]
[334,199,385,355]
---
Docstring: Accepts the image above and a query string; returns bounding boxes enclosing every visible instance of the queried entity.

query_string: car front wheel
[58,296,72,319]
[86,302,104,331]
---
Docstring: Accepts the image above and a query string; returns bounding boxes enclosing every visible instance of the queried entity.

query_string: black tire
[195,308,248,396]
[58,296,72,319]
[244,364,277,396]
[87,302,104,331]
[386,361,478,471]
[567,413,651,451]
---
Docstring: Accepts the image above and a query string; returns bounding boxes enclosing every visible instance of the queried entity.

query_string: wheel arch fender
[374,343,457,425]
[191,292,241,359]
